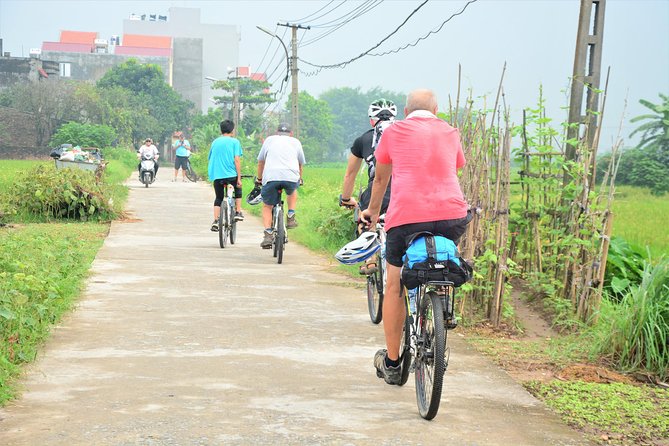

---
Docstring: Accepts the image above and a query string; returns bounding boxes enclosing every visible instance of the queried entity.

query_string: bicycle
[396,276,456,420]
[185,155,198,182]
[218,175,252,249]
[269,188,288,264]
[365,214,386,324]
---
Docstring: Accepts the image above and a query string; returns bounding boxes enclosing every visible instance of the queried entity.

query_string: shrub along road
[0,174,591,445]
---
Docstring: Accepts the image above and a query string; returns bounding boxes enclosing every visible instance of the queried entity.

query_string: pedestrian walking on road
[172,132,192,182]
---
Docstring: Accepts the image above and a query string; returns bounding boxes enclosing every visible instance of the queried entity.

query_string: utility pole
[232,68,240,136]
[566,0,606,162]
[278,23,310,138]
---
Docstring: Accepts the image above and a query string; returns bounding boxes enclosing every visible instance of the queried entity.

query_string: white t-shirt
[257,134,306,184]
[139,144,159,159]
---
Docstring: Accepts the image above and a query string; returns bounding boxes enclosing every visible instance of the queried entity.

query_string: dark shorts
[261,181,298,206]
[175,156,189,170]
[358,184,391,215]
[213,177,241,207]
[385,214,472,267]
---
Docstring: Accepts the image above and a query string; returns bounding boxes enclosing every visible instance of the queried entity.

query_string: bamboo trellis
[449,66,619,326]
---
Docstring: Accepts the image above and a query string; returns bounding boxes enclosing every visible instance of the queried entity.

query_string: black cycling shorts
[213,177,242,207]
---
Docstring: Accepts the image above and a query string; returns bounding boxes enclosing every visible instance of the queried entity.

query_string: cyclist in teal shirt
[172,133,192,182]
[208,120,244,231]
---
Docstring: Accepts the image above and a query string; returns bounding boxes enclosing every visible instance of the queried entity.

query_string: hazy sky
[1,0,668,149]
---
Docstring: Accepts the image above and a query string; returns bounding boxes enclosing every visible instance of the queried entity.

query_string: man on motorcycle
[138,138,159,176]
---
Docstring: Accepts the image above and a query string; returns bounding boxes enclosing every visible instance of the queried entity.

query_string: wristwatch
[339,194,352,207]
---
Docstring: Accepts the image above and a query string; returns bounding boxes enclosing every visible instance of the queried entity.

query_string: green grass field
[0,160,48,190]
[612,186,668,259]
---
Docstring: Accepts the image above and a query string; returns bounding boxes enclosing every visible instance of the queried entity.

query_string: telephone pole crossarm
[277,22,310,138]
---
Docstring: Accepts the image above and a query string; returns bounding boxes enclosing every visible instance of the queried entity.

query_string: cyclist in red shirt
[361,88,471,385]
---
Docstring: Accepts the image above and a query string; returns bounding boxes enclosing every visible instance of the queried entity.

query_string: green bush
[0,223,106,403]
[8,165,115,221]
[604,236,647,301]
[593,258,669,380]
[50,122,117,148]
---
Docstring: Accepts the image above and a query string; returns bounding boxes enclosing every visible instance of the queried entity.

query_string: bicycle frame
[270,189,287,264]
[401,278,456,420]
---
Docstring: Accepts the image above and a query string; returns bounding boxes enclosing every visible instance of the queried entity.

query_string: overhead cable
[283,0,337,24]
[299,0,429,71]
[301,1,383,47]
[367,0,478,57]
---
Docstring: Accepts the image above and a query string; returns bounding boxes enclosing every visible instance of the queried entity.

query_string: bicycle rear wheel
[229,202,237,244]
[415,290,446,420]
[185,162,197,182]
[218,208,228,248]
[275,208,285,264]
[366,266,383,324]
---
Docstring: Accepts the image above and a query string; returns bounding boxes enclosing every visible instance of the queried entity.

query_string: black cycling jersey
[349,127,391,212]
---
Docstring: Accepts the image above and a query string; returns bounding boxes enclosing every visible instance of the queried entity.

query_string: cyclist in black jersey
[339,99,397,273]
[340,99,397,214]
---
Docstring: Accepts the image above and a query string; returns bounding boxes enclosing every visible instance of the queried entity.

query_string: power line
[367,0,478,57]
[282,1,337,24]
[308,0,378,28]
[300,0,429,71]
[300,0,479,75]
[300,0,383,47]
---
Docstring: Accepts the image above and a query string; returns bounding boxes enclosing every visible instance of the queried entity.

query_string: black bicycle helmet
[246,185,262,205]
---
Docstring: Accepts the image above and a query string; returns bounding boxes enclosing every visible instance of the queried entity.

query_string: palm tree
[629,93,669,152]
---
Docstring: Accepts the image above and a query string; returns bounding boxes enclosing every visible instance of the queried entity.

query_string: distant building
[123,7,240,112]
[41,29,173,89]
[33,7,241,112]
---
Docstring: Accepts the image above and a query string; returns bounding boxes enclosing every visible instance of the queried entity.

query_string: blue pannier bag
[401,232,473,289]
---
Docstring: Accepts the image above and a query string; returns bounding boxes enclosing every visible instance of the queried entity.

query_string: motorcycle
[139,152,157,187]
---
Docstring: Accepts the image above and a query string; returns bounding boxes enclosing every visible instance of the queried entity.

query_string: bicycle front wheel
[398,292,412,386]
[229,203,237,244]
[218,208,228,248]
[275,209,285,264]
[415,290,446,420]
[366,266,383,324]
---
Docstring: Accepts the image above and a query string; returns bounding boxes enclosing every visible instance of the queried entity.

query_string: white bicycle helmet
[246,185,263,205]
[368,98,397,122]
[335,231,380,265]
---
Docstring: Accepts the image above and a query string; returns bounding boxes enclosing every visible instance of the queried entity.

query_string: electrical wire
[367,0,478,57]
[299,0,429,71]
[283,1,336,24]
[308,0,377,28]
[300,0,383,47]
[300,0,478,76]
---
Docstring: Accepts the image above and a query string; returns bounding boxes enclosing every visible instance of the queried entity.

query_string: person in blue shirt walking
[208,120,244,232]
[172,132,192,182]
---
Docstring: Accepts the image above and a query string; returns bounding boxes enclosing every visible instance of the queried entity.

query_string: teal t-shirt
[208,136,242,180]
[173,139,191,157]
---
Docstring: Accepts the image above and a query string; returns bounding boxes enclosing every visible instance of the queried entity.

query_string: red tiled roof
[60,30,97,45]
[122,34,172,49]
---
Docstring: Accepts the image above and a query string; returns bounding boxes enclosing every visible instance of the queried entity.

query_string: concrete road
[0,174,591,445]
